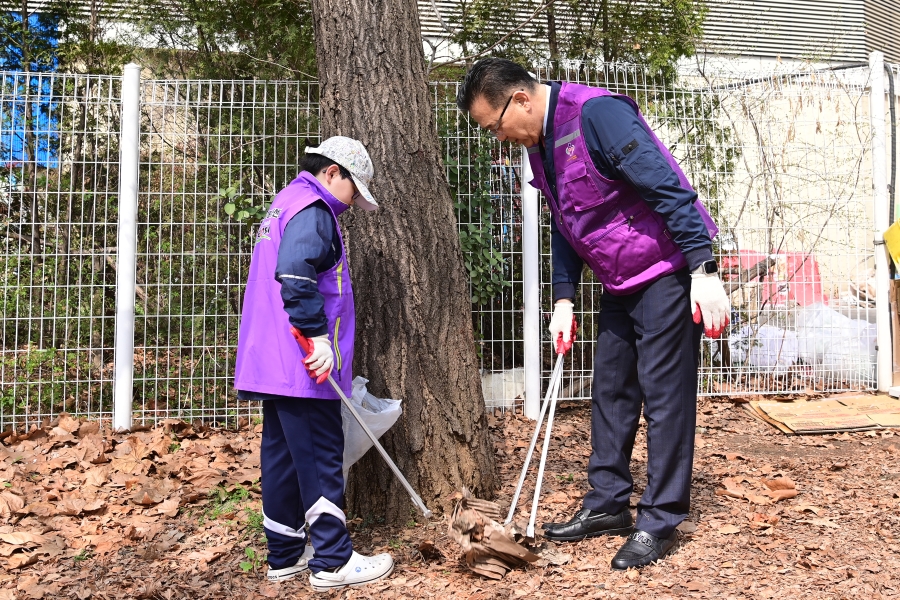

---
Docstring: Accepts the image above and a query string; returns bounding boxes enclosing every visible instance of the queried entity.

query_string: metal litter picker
[290,326,433,519]
[505,319,577,538]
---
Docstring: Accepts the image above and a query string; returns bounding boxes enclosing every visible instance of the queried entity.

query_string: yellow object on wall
[885,220,900,271]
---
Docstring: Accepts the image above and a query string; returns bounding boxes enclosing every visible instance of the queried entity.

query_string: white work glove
[549,300,574,350]
[690,273,730,338]
[303,335,334,379]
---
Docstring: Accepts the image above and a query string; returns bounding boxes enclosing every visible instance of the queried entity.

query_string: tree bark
[308,0,497,522]
[547,3,558,61]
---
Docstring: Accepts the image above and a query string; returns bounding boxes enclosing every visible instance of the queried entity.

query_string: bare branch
[2,229,32,246]
[104,254,154,310]
[429,0,559,71]
[237,51,316,79]
[428,0,459,36]
[723,257,776,296]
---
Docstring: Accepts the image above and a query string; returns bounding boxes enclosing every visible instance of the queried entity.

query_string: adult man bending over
[457,58,730,570]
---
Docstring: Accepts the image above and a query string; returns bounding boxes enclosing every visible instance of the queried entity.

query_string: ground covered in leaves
[0,397,898,599]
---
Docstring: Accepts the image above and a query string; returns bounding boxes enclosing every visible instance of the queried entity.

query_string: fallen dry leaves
[0,399,896,599]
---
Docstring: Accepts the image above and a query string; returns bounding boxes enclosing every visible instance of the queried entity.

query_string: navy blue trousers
[583,269,702,538]
[261,398,353,572]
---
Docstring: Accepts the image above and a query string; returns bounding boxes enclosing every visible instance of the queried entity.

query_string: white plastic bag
[795,302,876,384]
[728,325,799,374]
[342,376,402,480]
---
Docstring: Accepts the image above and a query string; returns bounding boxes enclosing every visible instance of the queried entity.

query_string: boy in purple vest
[458,59,731,570]
[234,137,394,591]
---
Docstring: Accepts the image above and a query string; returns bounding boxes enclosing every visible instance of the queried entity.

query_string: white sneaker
[308,551,394,592]
[266,545,315,582]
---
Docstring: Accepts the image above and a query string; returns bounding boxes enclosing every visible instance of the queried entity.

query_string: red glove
[555,316,577,355]
[289,327,332,384]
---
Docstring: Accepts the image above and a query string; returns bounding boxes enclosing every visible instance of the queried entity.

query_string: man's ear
[512,89,531,111]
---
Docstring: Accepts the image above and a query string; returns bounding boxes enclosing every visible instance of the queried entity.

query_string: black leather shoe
[610,529,678,570]
[541,508,633,542]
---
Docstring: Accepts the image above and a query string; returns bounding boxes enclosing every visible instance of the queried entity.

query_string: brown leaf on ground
[77,421,100,437]
[6,551,39,569]
[186,546,229,564]
[795,504,823,515]
[83,466,110,486]
[17,502,55,517]
[716,476,748,499]
[676,520,697,534]
[82,498,106,512]
[0,532,47,546]
[55,498,88,516]
[686,580,709,591]
[718,524,741,534]
[536,548,572,566]
[763,489,799,501]
[0,491,25,517]
[84,533,123,555]
[132,488,165,506]
[230,467,260,484]
[762,477,796,491]
[34,536,66,558]
[57,414,81,434]
[78,436,108,465]
[748,513,780,529]
[16,576,39,592]
[544,491,569,504]
[153,496,180,517]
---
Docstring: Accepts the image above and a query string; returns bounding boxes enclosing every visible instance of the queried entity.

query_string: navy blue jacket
[542,83,714,301]
[274,201,339,336]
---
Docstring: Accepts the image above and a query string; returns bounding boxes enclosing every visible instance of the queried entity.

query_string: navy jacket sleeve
[581,96,714,271]
[275,201,339,337]
[550,216,583,301]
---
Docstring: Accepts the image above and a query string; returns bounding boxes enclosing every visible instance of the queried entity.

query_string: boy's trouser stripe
[306,496,346,528]
[263,510,308,538]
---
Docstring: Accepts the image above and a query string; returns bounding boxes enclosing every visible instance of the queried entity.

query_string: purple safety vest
[234,171,355,399]
[527,82,718,295]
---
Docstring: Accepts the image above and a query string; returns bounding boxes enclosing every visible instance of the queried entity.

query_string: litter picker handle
[290,326,329,384]
[288,326,433,519]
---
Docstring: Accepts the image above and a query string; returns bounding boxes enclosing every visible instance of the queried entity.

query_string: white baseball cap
[305,136,379,211]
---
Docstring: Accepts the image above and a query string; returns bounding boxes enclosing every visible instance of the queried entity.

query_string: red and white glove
[549,300,576,354]
[690,273,730,338]
[303,335,334,379]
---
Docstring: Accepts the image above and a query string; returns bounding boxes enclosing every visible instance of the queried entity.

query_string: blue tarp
[1,12,60,170]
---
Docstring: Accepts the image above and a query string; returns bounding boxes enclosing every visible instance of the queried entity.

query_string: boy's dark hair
[300,152,353,180]
[456,58,538,112]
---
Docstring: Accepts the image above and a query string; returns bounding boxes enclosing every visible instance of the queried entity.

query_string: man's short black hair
[300,152,353,180]
[456,58,538,112]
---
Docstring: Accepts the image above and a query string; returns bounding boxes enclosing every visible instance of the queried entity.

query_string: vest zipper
[333,316,343,376]
[592,214,634,243]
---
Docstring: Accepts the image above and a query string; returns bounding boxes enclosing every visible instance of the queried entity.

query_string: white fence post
[521,147,541,419]
[112,63,141,432]
[870,51,893,393]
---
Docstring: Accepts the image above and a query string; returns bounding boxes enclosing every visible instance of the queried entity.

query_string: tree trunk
[547,3,559,61]
[602,0,610,63]
[309,0,497,523]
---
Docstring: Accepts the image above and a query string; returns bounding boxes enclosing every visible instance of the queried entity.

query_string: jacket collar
[297,171,350,217]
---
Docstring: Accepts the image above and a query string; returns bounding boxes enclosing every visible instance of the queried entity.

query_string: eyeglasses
[487,93,514,137]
